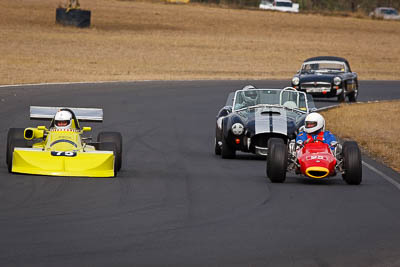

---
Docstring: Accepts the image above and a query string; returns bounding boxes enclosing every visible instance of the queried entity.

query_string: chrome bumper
[255,146,268,156]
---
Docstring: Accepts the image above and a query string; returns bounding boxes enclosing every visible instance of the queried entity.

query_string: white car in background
[259,0,299,13]
[370,7,400,20]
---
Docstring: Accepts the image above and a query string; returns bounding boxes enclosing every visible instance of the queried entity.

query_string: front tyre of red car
[266,142,287,183]
[342,141,362,185]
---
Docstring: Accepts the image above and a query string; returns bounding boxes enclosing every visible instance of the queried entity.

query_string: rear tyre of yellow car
[97,132,122,172]
[98,142,118,177]
[6,128,27,173]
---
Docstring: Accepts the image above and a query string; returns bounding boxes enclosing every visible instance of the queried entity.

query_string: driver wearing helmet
[242,85,256,91]
[296,112,337,150]
[235,86,259,110]
[243,90,258,106]
[54,110,73,130]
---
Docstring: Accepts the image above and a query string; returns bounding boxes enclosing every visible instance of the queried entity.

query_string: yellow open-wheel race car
[6,106,122,177]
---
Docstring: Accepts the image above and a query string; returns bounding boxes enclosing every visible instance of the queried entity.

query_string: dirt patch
[321,101,400,172]
[1,0,400,84]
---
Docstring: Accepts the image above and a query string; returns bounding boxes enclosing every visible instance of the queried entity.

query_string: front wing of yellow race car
[12,148,115,177]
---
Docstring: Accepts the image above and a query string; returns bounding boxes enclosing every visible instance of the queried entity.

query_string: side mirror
[299,126,305,132]
[218,106,232,117]
[82,127,91,132]
[37,126,47,131]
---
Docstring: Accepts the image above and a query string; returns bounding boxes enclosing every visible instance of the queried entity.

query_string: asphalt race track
[1,80,400,267]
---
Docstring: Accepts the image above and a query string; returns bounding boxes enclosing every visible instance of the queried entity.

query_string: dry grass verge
[321,101,400,172]
[1,0,400,84]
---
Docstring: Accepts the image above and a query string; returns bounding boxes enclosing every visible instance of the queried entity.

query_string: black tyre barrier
[56,8,91,28]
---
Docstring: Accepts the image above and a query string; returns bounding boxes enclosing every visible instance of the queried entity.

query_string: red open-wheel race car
[266,137,362,185]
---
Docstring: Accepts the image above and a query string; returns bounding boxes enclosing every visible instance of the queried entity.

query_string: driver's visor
[244,93,257,99]
[306,121,317,128]
[55,120,69,126]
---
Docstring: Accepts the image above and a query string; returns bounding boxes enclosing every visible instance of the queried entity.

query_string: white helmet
[242,85,256,91]
[54,110,72,129]
[304,112,325,134]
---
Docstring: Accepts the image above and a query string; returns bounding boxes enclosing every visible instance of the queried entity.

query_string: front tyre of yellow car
[6,128,28,173]
[97,132,122,172]
[97,142,118,177]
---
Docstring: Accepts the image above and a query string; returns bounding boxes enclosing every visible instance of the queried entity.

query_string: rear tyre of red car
[97,132,122,172]
[267,142,287,183]
[7,128,28,173]
[221,137,235,159]
[97,142,118,177]
[342,141,362,185]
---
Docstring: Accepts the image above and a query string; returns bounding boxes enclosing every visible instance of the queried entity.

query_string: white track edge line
[0,80,161,88]
[362,161,400,191]
[0,79,263,88]
[1,79,400,88]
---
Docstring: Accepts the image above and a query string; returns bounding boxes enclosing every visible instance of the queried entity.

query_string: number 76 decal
[51,151,77,157]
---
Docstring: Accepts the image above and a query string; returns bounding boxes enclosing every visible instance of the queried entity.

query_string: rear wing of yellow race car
[30,106,103,122]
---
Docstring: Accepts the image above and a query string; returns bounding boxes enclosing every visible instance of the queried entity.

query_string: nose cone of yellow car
[305,166,330,179]
[12,149,115,177]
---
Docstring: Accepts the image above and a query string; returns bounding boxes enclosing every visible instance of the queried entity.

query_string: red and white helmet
[304,112,325,134]
[54,110,72,129]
